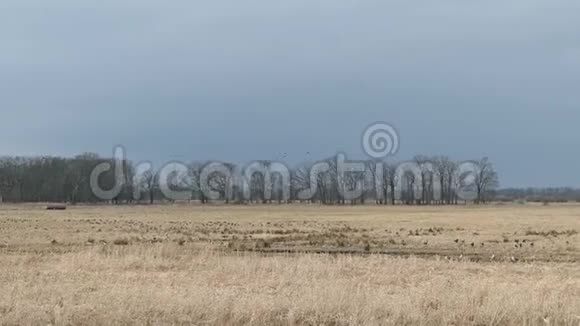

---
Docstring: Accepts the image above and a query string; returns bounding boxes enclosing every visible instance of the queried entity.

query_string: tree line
[496,187,580,203]
[0,153,500,205]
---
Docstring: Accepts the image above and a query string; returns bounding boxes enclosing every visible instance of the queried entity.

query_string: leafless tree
[384,162,398,205]
[341,164,365,205]
[206,163,236,203]
[403,170,417,205]
[249,168,266,203]
[141,170,158,204]
[366,160,383,204]
[434,156,457,204]
[473,158,499,204]
[0,152,501,206]
[188,162,207,204]
[65,161,84,204]
[291,162,313,203]
[413,155,428,204]
[413,155,437,205]
[315,157,339,205]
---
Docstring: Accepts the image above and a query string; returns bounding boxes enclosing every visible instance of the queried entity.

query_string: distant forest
[496,188,580,203]
[0,152,569,205]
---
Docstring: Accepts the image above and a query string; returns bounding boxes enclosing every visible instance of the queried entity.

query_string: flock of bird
[451,238,535,248]
[446,238,537,263]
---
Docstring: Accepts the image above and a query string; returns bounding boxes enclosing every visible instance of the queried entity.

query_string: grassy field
[0,204,578,325]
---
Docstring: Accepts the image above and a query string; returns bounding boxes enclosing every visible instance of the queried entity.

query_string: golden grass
[0,204,579,325]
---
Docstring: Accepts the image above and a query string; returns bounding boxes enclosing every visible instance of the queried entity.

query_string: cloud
[1,0,579,186]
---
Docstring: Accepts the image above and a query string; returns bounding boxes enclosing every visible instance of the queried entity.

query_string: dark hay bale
[113,238,130,246]
[46,204,67,210]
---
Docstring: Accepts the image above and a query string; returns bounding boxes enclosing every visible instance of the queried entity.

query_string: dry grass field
[0,204,578,325]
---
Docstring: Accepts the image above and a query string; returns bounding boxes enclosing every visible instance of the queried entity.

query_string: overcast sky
[1,0,580,187]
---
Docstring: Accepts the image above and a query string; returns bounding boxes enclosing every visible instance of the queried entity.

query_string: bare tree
[413,155,436,205]
[205,163,235,203]
[142,170,158,204]
[366,160,383,204]
[249,169,266,203]
[0,153,500,206]
[64,161,84,204]
[291,162,312,203]
[434,156,457,205]
[341,164,365,205]
[321,157,340,205]
[444,159,459,204]
[474,158,499,204]
[188,162,207,204]
[403,170,417,205]
[413,155,428,204]
[384,162,398,205]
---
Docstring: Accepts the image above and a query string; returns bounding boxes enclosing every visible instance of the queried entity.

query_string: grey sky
[1,0,580,187]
